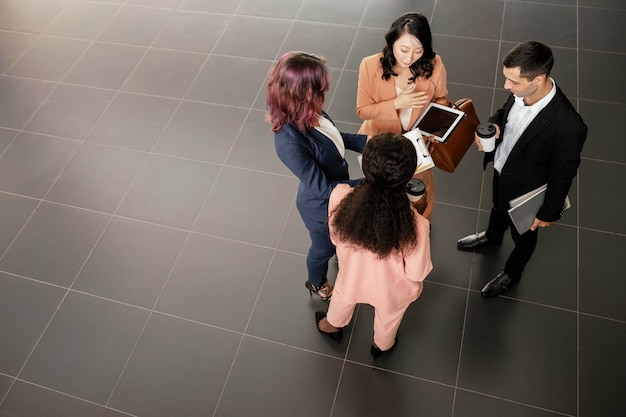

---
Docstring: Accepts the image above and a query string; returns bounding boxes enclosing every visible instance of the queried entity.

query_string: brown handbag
[427,98,480,173]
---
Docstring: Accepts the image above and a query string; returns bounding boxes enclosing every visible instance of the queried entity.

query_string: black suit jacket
[484,86,587,222]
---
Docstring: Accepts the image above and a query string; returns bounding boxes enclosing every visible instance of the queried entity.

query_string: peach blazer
[356,53,448,136]
[329,184,433,313]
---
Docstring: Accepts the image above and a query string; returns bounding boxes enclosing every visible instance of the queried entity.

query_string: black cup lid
[405,178,425,195]
[476,123,496,138]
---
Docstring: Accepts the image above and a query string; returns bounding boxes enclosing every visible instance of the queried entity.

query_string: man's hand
[530,218,551,231]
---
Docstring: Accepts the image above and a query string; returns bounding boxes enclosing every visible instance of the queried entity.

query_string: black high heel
[315,311,343,342]
[370,340,396,358]
[305,280,333,301]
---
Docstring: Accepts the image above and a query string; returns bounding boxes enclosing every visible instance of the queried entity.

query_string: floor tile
[428,204,477,288]
[580,50,626,103]
[193,166,298,246]
[0,0,68,34]
[214,336,343,417]
[279,21,357,69]
[152,11,230,53]
[458,294,577,415]
[154,100,248,163]
[179,0,239,13]
[186,55,272,107]
[0,273,65,375]
[579,314,626,417]
[116,154,220,229]
[73,217,188,308]
[0,132,80,198]
[275,203,310,255]
[46,143,146,212]
[64,42,147,90]
[86,91,178,151]
[579,100,626,163]
[155,233,273,331]
[502,3,578,48]
[0,374,11,401]
[212,15,292,60]
[108,313,241,417]
[344,27,386,71]
[0,380,106,417]
[361,0,435,29]
[334,362,455,417]
[44,1,119,39]
[579,7,626,53]
[579,229,626,321]
[453,389,568,417]
[0,127,16,153]
[237,0,304,19]
[19,292,149,404]
[225,109,292,175]
[326,70,360,124]
[434,36,500,87]
[96,5,171,46]
[128,0,182,8]
[431,0,503,40]
[0,202,110,286]
[0,31,36,74]
[0,192,38,255]
[579,159,626,234]
[0,76,55,130]
[24,84,116,140]
[122,48,206,98]
[297,0,368,26]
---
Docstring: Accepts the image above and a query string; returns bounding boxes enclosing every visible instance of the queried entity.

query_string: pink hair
[266,51,330,132]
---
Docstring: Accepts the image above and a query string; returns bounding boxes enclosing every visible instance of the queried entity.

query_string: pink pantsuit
[326,184,433,350]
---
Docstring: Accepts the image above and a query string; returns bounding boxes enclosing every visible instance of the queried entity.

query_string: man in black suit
[457,41,587,297]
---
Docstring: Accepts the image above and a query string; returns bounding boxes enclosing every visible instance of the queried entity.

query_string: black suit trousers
[485,170,538,281]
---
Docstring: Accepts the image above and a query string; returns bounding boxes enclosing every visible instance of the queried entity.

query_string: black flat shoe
[315,311,343,342]
[457,231,500,251]
[306,280,333,301]
[481,271,518,297]
[370,341,396,358]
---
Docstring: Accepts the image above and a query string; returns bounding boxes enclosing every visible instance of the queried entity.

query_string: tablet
[411,102,465,143]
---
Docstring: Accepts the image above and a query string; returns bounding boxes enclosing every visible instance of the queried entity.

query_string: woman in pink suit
[316,132,432,358]
[357,12,448,221]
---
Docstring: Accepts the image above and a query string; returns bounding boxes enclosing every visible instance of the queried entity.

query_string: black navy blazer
[274,113,367,230]
[484,86,587,222]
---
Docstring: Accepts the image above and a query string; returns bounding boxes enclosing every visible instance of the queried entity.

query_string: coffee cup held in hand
[405,178,426,202]
[476,123,496,152]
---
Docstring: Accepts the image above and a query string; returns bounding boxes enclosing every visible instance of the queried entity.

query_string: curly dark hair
[380,13,436,81]
[330,133,419,258]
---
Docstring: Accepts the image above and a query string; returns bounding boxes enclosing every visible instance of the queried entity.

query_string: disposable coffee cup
[476,123,496,152]
[405,178,426,202]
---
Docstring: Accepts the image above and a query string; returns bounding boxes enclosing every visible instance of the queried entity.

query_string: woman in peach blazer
[316,133,432,358]
[357,13,448,221]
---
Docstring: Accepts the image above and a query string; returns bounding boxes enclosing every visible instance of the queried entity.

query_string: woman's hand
[394,85,429,110]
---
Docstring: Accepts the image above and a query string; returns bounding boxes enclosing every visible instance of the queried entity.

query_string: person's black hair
[503,40,554,81]
[380,13,436,81]
[330,132,419,258]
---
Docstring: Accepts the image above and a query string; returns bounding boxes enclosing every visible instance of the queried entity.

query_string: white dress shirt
[494,79,557,173]
[314,116,345,158]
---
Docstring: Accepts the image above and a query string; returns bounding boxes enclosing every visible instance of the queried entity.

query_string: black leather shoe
[481,272,517,297]
[371,341,396,359]
[457,231,498,251]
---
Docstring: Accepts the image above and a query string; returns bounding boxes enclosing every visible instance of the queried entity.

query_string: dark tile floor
[0,0,624,416]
